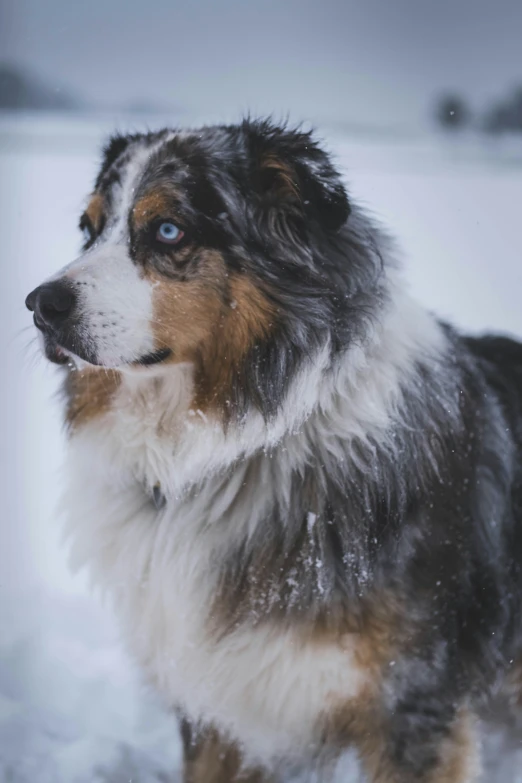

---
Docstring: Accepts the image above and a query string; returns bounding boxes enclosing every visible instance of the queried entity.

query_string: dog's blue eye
[82,226,93,244]
[156,222,183,245]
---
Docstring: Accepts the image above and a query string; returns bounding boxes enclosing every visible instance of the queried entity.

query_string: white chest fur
[63,406,368,764]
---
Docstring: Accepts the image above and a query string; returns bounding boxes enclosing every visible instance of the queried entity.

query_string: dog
[26,119,522,782]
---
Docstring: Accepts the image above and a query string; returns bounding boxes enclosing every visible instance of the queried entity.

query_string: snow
[1,114,522,781]
[0,594,180,783]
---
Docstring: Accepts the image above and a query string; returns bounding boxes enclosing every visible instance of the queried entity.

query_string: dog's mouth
[132,348,172,367]
[43,336,70,365]
[40,329,172,369]
[32,305,173,369]
[37,320,98,366]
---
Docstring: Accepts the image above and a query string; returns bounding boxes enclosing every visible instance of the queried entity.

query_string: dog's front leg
[180,717,276,783]
[356,705,481,783]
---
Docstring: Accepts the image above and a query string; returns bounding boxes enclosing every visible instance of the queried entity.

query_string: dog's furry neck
[65,282,463,620]
[98,281,448,490]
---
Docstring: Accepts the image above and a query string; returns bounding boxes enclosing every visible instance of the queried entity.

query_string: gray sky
[1,0,521,127]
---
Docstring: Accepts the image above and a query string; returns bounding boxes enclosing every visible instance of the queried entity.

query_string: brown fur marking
[183,725,275,783]
[132,188,180,231]
[195,272,275,412]
[65,368,121,429]
[313,590,406,669]
[148,255,275,412]
[261,154,300,201]
[426,710,480,783]
[85,193,105,233]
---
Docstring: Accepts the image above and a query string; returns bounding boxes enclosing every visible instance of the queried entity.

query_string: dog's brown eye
[156,222,184,245]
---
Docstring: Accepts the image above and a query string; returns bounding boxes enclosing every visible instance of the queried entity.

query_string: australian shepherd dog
[26,119,522,782]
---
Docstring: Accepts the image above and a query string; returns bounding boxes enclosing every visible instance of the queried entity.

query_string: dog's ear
[242,119,350,233]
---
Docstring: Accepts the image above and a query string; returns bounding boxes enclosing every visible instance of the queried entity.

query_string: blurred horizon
[1,0,522,131]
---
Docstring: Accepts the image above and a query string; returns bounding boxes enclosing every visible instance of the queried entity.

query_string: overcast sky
[1,0,521,127]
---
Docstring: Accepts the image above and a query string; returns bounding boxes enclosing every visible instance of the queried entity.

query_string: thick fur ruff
[27,119,522,782]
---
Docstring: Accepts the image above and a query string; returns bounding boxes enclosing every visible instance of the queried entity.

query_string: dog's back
[465,334,522,647]
[466,335,522,425]
[465,334,522,478]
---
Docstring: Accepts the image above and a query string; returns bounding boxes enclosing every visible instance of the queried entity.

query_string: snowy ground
[1,113,522,782]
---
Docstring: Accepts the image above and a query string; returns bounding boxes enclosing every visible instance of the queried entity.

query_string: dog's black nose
[26,281,77,330]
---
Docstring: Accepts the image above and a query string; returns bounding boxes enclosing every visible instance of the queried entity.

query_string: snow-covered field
[1,113,522,782]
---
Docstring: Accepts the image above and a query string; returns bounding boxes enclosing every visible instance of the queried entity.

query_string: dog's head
[26,119,383,419]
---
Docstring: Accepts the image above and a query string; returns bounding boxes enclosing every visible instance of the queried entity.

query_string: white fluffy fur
[62,270,448,766]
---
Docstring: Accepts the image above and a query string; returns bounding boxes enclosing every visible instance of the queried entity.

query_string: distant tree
[435,94,470,131]
[0,63,78,110]
[483,86,522,134]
